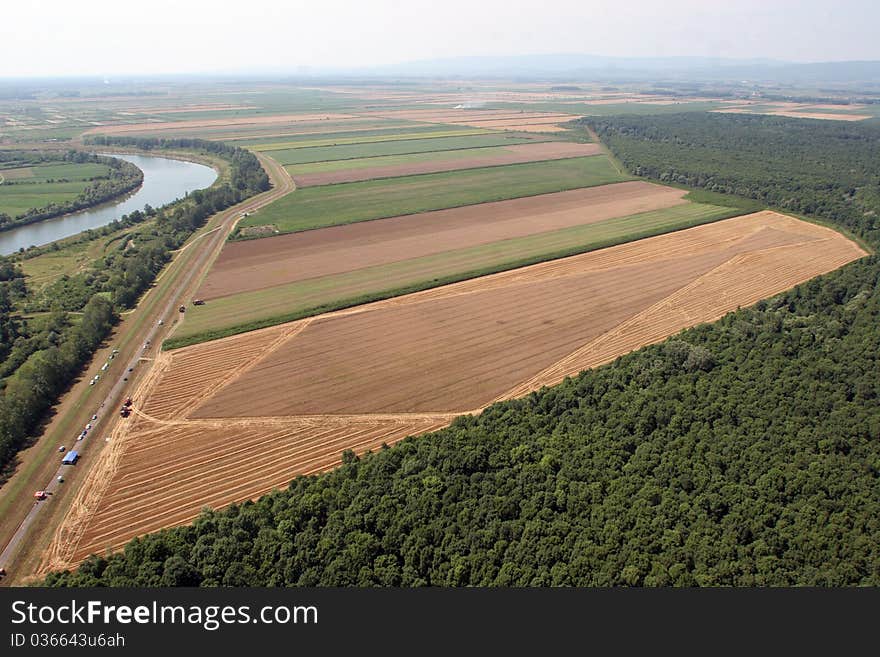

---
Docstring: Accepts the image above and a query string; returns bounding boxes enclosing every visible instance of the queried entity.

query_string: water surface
[0,153,218,255]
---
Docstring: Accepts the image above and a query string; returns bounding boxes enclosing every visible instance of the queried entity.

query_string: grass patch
[234,123,472,148]
[237,156,630,237]
[251,128,493,152]
[0,161,116,216]
[680,188,766,211]
[286,144,536,175]
[171,201,737,346]
[260,133,533,165]
[17,222,142,290]
[0,181,93,216]
[7,162,110,183]
[18,240,95,286]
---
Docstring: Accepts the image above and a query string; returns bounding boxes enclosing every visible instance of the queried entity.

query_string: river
[0,153,218,255]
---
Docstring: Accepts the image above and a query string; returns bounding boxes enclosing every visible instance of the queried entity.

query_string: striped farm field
[236,156,631,236]
[247,127,497,152]
[228,123,464,147]
[181,182,738,342]
[259,133,536,165]
[83,112,359,137]
[44,211,867,568]
[288,141,602,186]
[151,119,407,141]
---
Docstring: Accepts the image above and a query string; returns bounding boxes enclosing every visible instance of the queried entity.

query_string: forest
[0,139,268,475]
[44,114,879,587]
[584,113,880,243]
[0,150,143,231]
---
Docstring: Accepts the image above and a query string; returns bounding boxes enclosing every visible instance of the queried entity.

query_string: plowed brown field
[292,142,601,186]
[198,181,687,300]
[42,211,866,571]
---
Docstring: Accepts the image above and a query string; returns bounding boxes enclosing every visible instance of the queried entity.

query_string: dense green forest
[584,113,880,243]
[0,139,268,476]
[0,151,142,231]
[45,114,879,587]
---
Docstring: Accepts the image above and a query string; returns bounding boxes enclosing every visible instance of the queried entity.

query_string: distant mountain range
[354,54,880,84]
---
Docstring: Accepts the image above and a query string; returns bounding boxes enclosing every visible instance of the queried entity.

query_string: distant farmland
[289,142,602,187]
[357,108,578,131]
[248,127,499,152]
[83,112,358,137]
[261,133,538,165]
[229,123,481,147]
[236,156,631,236]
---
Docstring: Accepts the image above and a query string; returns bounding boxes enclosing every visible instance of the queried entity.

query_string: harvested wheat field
[291,141,601,186]
[42,211,866,570]
[764,111,872,121]
[712,104,872,121]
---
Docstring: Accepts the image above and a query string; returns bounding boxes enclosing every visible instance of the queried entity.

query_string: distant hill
[357,54,880,84]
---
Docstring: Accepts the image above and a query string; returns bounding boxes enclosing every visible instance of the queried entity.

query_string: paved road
[0,154,293,578]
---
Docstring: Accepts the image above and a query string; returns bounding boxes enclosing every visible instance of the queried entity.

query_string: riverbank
[0,154,143,235]
[0,152,218,255]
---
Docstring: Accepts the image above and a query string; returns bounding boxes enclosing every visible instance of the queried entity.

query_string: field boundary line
[255,129,496,153]
[178,318,315,419]
[291,151,604,188]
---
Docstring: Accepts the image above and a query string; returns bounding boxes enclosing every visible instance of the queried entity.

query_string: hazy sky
[3,0,878,77]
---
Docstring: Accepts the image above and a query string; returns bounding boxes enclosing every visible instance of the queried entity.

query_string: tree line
[44,113,880,586]
[0,139,269,476]
[582,112,880,243]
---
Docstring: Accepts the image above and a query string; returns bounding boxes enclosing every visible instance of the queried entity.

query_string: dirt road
[0,153,293,585]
